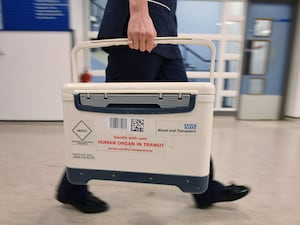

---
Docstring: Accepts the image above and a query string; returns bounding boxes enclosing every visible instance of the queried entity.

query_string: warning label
[71,120,95,145]
[97,135,167,153]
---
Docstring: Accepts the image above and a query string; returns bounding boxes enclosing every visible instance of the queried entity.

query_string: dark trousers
[57,47,224,204]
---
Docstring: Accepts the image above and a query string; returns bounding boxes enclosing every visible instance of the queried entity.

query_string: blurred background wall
[0,0,299,120]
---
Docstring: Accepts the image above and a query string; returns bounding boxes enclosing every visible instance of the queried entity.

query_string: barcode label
[109,118,128,130]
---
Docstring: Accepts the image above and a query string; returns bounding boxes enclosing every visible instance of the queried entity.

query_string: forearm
[128,0,157,52]
[129,0,149,15]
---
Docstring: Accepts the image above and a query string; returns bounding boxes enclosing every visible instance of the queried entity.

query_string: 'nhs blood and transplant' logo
[184,124,197,129]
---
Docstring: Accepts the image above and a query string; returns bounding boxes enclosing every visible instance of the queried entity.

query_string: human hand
[127,0,157,52]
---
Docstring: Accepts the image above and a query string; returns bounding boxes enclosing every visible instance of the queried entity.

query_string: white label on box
[97,134,167,153]
[156,120,198,136]
[70,120,95,145]
[107,117,145,133]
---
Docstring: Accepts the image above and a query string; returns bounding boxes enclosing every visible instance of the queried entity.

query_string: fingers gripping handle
[71,37,216,83]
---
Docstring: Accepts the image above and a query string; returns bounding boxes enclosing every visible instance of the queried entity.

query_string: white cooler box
[63,38,216,193]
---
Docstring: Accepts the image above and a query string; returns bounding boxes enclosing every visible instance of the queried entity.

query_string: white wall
[0,32,72,120]
[0,1,88,120]
[284,4,300,118]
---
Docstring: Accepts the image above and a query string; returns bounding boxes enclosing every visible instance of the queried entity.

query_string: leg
[154,56,251,208]
[193,159,224,207]
[151,58,248,208]
[56,171,88,203]
[155,57,188,81]
[106,47,164,82]
[193,159,250,208]
[106,46,188,82]
[56,47,163,213]
[56,170,109,213]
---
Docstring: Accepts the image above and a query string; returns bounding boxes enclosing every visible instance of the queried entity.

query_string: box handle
[71,37,216,83]
[74,93,196,114]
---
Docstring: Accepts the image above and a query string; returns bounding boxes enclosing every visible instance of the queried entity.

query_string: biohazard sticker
[97,134,167,153]
[71,120,95,145]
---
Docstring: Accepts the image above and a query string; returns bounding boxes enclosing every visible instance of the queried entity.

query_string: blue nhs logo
[184,124,197,129]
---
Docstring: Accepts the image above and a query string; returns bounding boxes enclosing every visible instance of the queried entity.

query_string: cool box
[63,37,216,193]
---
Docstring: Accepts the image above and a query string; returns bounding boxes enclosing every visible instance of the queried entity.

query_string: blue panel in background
[241,3,293,95]
[0,0,3,29]
[2,0,69,31]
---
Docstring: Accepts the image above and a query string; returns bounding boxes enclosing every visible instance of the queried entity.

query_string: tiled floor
[0,117,299,225]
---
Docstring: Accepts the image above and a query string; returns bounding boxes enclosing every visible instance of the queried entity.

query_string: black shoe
[195,184,250,209]
[215,184,250,203]
[196,202,214,209]
[56,191,109,213]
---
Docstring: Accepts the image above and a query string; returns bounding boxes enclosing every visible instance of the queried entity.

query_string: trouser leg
[57,170,88,202]
[192,159,224,205]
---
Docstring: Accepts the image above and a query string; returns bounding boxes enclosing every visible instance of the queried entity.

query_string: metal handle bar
[71,37,216,83]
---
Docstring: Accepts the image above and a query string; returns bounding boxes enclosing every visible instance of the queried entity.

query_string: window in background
[90,0,107,32]
[228,1,244,17]
[222,97,235,108]
[225,21,242,35]
[177,0,222,34]
[180,41,219,72]
[176,1,222,73]
[225,60,239,72]
[89,0,108,79]
[225,41,241,54]
[224,78,237,91]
